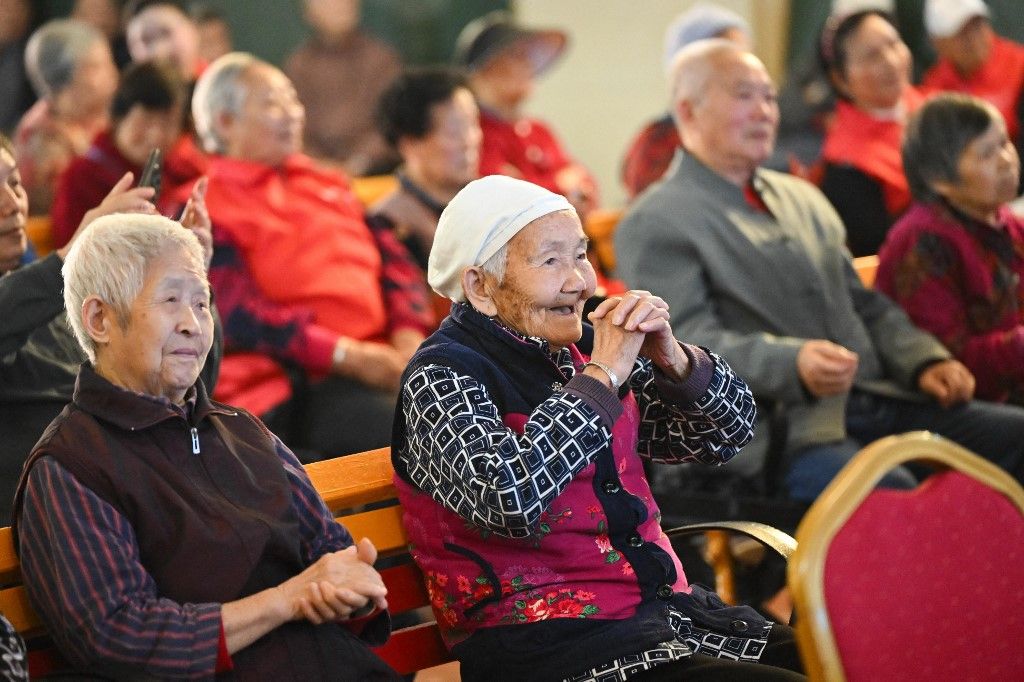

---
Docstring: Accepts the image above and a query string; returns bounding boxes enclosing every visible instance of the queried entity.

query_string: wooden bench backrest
[0,447,452,677]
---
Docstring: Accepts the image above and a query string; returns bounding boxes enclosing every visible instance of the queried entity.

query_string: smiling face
[679,49,779,183]
[935,115,1021,222]
[93,245,213,404]
[832,14,911,111]
[486,211,596,350]
[0,147,29,274]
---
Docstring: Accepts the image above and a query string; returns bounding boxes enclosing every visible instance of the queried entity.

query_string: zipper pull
[190,427,200,455]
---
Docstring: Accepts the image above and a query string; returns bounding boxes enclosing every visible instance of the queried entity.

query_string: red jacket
[478,109,596,197]
[204,154,432,414]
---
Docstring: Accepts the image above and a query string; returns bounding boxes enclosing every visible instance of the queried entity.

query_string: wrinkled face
[685,51,779,175]
[937,116,1020,220]
[221,64,305,166]
[834,14,911,110]
[114,104,183,166]
[126,5,200,79]
[66,40,119,113]
[404,88,480,191]
[0,148,29,274]
[932,16,993,77]
[304,0,360,41]
[97,246,213,404]
[489,211,596,351]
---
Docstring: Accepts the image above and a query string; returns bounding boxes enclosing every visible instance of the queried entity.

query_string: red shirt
[478,108,595,196]
[921,36,1024,141]
[821,88,924,218]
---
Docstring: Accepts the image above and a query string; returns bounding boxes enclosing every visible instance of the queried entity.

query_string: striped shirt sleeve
[18,457,223,679]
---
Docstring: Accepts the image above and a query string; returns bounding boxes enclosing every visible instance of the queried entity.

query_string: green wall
[44,0,507,67]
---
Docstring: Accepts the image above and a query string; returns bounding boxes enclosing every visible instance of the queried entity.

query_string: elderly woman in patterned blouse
[877,93,1024,405]
[391,175,805,681]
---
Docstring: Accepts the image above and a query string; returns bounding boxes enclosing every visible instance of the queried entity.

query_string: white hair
[62,213,206,363]
[191,51,259,154]
[24,19,104,99]
[669,38,749,127]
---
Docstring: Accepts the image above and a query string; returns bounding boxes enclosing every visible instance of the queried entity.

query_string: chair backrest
[24,216,54,257]
[788,431,1024,682]
[584,207,623,274]
[351,174,399,208]
[852,254,878,288]
[0,447,455,678]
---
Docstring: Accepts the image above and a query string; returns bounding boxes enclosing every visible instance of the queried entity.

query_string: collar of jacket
[447,301,594,362]
[205,152,330,187]
[72,363,233,431]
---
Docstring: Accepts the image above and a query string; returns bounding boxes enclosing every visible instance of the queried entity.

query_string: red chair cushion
[822,471,1024,681]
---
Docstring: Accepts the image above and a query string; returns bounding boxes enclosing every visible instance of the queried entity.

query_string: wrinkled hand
[59,172,156,259]
[796,340,858,398]
[590,290,689,381]
[918,359,974,408]
[279,538,388,625]
[586,294,645,384]
[334,339,407,392]
[180,177,212,270]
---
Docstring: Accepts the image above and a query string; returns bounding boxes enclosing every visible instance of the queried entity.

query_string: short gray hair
[903,93,1001,204]
[24,19,104,99]
[192,51,259,154]
[669,38,746,127]
[63,213,206,363]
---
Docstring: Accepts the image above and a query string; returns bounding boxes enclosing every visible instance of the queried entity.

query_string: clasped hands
[278,537,388,625]
[797,339,974,408]
[585,290,689,388]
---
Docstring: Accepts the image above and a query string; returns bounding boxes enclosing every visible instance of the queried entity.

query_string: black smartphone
[138,148,163,201]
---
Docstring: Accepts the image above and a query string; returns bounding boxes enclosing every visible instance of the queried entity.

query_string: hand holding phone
[138,149,163,201]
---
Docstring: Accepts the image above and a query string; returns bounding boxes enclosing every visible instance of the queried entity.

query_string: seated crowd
[2,0,1024,678]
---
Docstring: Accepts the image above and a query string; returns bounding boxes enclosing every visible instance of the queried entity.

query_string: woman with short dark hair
[876,93,1024,404]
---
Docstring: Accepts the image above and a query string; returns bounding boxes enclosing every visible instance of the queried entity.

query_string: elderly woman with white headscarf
[392,176,805,681]
[13,213,399,680]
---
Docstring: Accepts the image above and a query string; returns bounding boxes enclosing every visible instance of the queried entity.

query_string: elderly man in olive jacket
[615,40,1024,501]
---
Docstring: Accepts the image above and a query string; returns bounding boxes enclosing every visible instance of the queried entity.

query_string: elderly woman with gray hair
[189,52,433,460]
[13,18,118,213]
[877,93,1024,405]
[392,175,804,680]
[12,214,399,680]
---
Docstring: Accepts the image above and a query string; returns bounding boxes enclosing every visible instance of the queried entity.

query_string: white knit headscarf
[428,175,575,302]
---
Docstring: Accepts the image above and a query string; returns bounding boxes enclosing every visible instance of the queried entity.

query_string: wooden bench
[0,447,458,678]
[0,447,793,678]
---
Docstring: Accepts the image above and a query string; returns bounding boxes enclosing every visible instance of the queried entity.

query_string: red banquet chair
[788,431,1024,682]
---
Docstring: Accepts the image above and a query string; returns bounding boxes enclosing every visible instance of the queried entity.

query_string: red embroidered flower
[595,534,612,553]
[457,575,471,593]
[522,598,552,621]
[473,583,494,601]
[576,590,595,601]
[587,505,601,515]
[553,598,585,617]
[621,561,635,576]
[435,573,448,587]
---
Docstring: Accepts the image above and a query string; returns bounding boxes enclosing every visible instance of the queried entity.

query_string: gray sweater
[615,151,948,464]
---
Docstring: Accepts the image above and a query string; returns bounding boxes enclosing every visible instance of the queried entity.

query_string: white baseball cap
[924,0,990,38]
